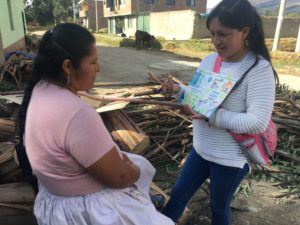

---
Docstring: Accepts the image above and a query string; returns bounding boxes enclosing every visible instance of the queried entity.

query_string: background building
[0,0,26,65]
[78,0,107,31]
[103,0,207,40]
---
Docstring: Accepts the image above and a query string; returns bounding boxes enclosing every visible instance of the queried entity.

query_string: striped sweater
[187,52,276,168]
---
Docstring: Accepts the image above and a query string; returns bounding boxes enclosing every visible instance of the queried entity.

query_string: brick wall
[132,0,206,13]
[104,0,206,17]
[103,0,133,17]
[193,17,300,39]
[88,1,107,30]
[262,17,300,38]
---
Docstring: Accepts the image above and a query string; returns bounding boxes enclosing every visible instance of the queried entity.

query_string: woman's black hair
[206,0,278,82]
[15,23,95,192]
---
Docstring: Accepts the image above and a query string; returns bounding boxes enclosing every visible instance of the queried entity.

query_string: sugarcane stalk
[78,92,184,108]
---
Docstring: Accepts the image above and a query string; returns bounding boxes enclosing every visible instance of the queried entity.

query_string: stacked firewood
[121,82,300,200]
[0,76,299,221]
[0,51,34,91]
[0,51,36,215]
[0,142,35,214]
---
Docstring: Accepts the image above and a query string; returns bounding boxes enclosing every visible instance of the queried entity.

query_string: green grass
[93,33,123,47]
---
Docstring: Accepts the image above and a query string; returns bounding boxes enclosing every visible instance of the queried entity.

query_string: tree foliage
[24,0,80,25]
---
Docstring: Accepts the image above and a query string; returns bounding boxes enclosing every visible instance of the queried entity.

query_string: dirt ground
[98,45,300,225]
[97,45,199,84]
[97,45,300,91]
[189,180,300,225]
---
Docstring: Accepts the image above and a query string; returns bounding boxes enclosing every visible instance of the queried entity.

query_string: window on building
[166,0,175,6]
[186,0,195,7]
[7,0,14,31]
[127,17,133,28]
[106,0,114,8]
[119,0,126,5]
[144,0,154,4]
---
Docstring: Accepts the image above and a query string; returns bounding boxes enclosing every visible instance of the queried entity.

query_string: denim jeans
[162,148,249,225]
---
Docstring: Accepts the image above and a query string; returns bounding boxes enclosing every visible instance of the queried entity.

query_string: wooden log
[150,133,191,140]
[0,159,19,178]
[78,92,184,109]
[0,90,24,95]
[0,169,25,184]
[0,202,32,212]
[126,107,165,116]
[0,183,35,203]
[102,110,150,155]
[0,118,15,141]
[134,89,160,97]
[0,143,14,165]
[145,139,180,159]
[138,119,180,129]
[93,81,156,87]
[146,126,190,134]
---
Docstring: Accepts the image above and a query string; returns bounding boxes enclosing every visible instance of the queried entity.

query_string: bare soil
[97,45,300,91]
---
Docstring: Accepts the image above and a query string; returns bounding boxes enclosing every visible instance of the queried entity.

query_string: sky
[207,0,222,11]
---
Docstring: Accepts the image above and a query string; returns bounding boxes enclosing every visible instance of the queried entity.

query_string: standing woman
[16,23,174,225]
[161,0,277,224]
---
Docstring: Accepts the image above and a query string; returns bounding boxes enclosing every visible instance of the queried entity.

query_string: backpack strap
[213,55,222,73]
[211,54,259,110]
[213,54,259,93]
[230,54,259,93]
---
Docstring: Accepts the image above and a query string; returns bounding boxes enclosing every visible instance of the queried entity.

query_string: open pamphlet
[181,67,238,118]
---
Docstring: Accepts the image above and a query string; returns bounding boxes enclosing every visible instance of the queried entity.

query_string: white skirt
[34,153,174,225]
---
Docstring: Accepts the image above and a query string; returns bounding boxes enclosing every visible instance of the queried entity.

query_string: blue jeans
[162,148,249,225]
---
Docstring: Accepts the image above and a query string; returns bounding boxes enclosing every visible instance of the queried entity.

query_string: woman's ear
[62,59,72,76]
[242,27,250,41]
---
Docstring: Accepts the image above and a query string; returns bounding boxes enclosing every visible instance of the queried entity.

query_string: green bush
[99,28,108,34]
[120,38,135,47]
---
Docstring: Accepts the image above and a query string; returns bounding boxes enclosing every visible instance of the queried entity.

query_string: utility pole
[296,24,300,53]
[272,0,286,51]
[72,0,76,23]
[95,0,98,31]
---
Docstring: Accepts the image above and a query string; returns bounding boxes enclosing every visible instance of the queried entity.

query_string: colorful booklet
[181,67,238,118]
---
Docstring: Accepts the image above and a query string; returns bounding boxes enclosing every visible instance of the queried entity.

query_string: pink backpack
[213,55,277,165]
[230,121,277,165]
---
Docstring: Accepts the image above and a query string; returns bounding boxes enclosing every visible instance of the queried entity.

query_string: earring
[244,39,249,47]
[67,75,71,84]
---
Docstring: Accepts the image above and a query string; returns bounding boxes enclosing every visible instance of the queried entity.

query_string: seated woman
[17,23,174,225]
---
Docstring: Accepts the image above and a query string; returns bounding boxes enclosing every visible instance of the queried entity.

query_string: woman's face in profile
[70,44,100,91]
[209,18,249,62]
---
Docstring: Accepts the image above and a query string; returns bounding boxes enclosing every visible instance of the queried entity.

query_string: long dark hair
[206,0,278,82]
[15,23,95,192]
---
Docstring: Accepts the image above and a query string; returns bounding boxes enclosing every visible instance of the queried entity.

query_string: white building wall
[0,30,5,65]
[150,10,195,40]
[124,16,137,38]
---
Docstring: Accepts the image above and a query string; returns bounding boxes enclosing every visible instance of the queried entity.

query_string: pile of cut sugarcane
[121,81,300,199]
[0,74,299,219]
